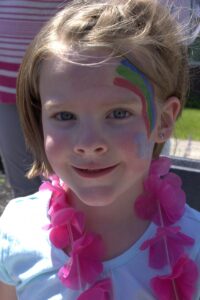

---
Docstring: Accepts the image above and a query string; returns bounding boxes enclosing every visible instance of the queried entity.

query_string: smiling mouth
[72,165,118,178]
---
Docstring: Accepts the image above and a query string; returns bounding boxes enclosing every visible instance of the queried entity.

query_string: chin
[74,185,117,207]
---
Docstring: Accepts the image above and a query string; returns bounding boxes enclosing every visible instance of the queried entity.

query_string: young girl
[0,0,200,299]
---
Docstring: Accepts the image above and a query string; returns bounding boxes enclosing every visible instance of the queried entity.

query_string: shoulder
[0,190,52,244]
[178,205,200,246]
[0,190,52,285]
[179,205,200,234]
[0,190,51,229]
[181,206,200,300]
[178,205,200,265]
[0,188,52,239]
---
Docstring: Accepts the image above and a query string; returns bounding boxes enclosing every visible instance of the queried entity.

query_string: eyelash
[107,109,132,119]
[53,109,132,121]
[54,112,76,121]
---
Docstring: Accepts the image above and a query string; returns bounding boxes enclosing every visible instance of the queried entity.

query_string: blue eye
[108,109,131,119]
[55,112,76,121]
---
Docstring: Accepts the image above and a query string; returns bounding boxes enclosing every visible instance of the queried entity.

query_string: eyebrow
[42,101,68,111]
[42,97,141,111]
[102,98,141,107]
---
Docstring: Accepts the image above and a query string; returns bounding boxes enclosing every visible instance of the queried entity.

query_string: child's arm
[0,281,17,300]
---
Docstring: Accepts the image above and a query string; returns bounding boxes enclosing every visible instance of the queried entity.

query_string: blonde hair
[17,0,189,178]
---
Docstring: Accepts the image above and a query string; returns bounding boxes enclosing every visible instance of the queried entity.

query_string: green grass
[174,108,200,141]
[0,175,5,184]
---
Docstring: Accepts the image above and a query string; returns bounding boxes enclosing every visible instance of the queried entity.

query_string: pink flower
[49,208,85,248]
[164,173,182,188]
[50,225,70,248]
[149,157,171,177]
[39,175,63,194]
[39,177,70,217]
[77,279,113,300]
[58,233,104,289]
[140,226,194,269]
[151,255,198,300]
[134,174,186,225]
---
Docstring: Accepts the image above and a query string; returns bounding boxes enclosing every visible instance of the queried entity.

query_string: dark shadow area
[171,156,200,211]
[0,156,4,173]
[187,66,200,109]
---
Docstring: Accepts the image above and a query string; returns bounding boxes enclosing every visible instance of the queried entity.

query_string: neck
[68,186,150,260]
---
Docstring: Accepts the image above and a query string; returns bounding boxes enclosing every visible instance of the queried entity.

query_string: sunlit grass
[0,176,5,184]
[173,108,200,141]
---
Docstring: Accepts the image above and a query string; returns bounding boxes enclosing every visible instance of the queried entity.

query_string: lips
[72,165,118,178]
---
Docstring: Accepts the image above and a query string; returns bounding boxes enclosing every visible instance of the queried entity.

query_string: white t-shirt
[0,190,200,299]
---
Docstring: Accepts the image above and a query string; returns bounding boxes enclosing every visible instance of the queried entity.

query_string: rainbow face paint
[134,132,154,159]
[113,59,157,138]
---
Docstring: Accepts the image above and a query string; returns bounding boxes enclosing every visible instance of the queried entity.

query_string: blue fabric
[1,191,200,299]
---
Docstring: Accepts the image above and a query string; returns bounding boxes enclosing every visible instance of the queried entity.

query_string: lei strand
[41,157,198,300]
[41,177,112,299]
[134,157,198,299]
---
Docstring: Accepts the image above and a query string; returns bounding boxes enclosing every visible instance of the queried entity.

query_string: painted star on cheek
[113,59,157,138]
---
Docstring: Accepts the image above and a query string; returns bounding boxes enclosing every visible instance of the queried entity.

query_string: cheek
[110,123,153,159]
[109,122,146,156]
[44,138,58,167]
[133,132,154,159]
[44,134,58,156]
[43,130,70,160]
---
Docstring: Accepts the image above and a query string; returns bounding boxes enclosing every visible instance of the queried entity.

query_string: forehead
[40,53,121,86]
[39,52,141,105]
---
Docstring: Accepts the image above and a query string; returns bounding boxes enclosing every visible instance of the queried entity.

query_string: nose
[73,126,108,156]
[74,144,108,155]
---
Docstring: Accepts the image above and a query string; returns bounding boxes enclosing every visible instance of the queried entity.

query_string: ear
[155,96,181,143]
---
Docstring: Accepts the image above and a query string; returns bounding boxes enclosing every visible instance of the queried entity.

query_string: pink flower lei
[40,157,198,300]
[135,157,198,299]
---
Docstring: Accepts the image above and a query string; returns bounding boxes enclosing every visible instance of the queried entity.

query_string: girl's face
[40,54,160,207]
